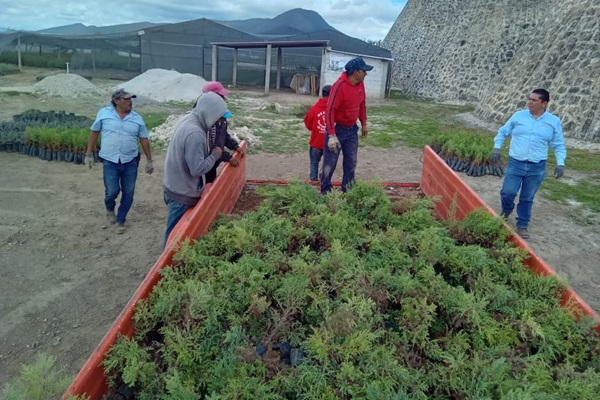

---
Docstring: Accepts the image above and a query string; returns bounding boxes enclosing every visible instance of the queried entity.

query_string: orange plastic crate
[63,144,600,399]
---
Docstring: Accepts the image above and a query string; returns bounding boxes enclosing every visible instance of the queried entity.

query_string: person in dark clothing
[205,115,241,183]
[196,81,245,183]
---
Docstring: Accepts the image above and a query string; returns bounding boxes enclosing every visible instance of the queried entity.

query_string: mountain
[216,8,337,36]
[33,9,336,38]
[36,23,91,35]
[36,22,162,36]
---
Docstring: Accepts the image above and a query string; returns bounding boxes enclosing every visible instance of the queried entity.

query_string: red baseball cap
[202,81,230,97]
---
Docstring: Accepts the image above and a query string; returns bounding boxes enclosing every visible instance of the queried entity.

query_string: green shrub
[140,112,169,130]
[0,354,87,400]
[0,63,19,76]
[102,182,600,399]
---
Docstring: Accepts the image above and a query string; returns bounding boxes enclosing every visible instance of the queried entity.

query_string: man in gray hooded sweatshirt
[162,91,230,248]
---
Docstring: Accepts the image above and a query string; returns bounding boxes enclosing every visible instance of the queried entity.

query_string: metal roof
[210,40,329,49]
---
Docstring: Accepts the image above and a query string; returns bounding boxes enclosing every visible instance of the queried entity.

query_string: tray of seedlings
[63,146,600,400]
[100,181,600,399]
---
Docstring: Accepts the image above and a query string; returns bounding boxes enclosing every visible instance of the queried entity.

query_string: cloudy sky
[0,0,407,42]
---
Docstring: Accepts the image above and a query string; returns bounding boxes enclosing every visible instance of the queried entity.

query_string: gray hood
[162,91,230,206]
[192,91,229,133]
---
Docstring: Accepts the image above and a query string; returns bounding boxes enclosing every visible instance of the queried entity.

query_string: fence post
[17,34,22,70]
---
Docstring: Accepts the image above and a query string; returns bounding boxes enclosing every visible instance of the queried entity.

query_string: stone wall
[477,0,600,141]
[383,0,600,141]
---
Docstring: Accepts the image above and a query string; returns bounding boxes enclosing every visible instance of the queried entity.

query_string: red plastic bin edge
[63,142,247,399]
[421,145,600,335]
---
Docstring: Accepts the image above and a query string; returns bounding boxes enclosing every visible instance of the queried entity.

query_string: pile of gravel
[32,74,108,98]
[149,113,262,147]
[230,126,262,147]
[150,114,186,142]
[117,69,207,103]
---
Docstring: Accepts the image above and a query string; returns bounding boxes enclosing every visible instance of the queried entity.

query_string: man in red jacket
[304,84,331,181]
[320,57,373,194]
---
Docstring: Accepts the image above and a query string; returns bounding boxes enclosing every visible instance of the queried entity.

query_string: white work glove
[145,160,154,175]
[85,153,94,169]
[327,134,340,152]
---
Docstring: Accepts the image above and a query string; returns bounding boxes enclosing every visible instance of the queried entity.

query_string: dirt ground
[1,68,599,390]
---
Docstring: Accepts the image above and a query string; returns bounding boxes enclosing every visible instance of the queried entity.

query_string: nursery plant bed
[63,145,600,399]
[99,177,600,397]
[231,180,423,216]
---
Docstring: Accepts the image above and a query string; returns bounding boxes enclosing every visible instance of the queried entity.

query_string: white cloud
[0,0,406,41]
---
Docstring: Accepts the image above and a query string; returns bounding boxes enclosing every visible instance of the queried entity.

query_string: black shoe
[516,227,530,239]
[499,212,510,221]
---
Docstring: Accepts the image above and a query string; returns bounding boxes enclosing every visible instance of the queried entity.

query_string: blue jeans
[500,157,546,229]
[163,191,192,249]
[309,147,323,181]
[320,124,359,194]
[103,157,139,224]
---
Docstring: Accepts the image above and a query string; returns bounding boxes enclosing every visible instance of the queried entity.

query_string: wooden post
[92,39,96,71]
[200,45,204,78]
[232,48,238,87]
[138,32,144,74]
[264,44,272,95]
[17,34,22,70]
[211,44,218,81]
[319,46,328,98]
[276,47,282,90]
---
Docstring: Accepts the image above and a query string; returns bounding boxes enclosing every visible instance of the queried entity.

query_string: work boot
[115,223,126,234]
[516,227,530,239]
[106,210,116,225]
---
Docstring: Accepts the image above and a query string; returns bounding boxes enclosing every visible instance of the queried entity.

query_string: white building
[322,50,392,99]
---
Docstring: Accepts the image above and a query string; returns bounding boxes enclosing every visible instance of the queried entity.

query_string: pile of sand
[32,74,107,97]
[117,69,207,103]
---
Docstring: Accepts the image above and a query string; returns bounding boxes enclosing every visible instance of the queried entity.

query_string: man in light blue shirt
[85,89,154,234]
[491,88,566,239]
